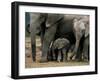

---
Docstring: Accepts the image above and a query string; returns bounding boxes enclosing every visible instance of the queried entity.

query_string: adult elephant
[69,16,89,60]
[75,16,89,61]
[41,14,89,62]
[29,13,46,62]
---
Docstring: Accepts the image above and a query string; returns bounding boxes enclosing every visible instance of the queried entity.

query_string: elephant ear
[46,14,63,28]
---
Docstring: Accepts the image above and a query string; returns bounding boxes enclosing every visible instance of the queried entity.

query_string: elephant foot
[70,53,76,60]
[39,58,48,63]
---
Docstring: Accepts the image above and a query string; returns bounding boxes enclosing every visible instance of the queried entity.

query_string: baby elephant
[52,38,70,62]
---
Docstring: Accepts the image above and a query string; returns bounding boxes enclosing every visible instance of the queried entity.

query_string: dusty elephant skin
[26,13,89,63]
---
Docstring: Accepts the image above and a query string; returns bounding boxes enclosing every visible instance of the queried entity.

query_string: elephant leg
[52,49,56,61]
[47,49,51,61]
[62,48,67,62]
[70,31,84,60]
[82,36,89,61]
[57,50,62,62]
[31,43,36,62]
[75,35,85,61]
[30,26,36,62]
[53,51,56,61]
[70,39,80,60]
[41,24,57,62]
[55,49,59,61]
[48,42,54,61]
[76,45,83,61]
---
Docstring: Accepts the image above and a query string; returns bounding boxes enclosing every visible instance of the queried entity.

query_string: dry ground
[25,37,89,68]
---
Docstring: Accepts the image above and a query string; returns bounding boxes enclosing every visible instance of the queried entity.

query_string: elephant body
[51,38,70,62]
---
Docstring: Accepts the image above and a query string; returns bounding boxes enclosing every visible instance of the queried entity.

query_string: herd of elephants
[25,12,89,63]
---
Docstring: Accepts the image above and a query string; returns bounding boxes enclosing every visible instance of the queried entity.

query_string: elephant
[51,38,70,62]
[69,17,87,59]
[41,14,89,62]
[26,13,89,62]
[74,17,89,61]
[26,12,47,62]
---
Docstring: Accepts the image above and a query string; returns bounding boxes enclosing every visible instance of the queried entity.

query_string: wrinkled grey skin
[29,13,46,62]
[52,38,70,62]
[41,14,89,62]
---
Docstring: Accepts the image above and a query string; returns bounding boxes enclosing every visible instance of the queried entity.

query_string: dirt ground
[25,37,89,68]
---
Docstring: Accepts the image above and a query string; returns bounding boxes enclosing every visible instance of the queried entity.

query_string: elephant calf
[51,38,70,62]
